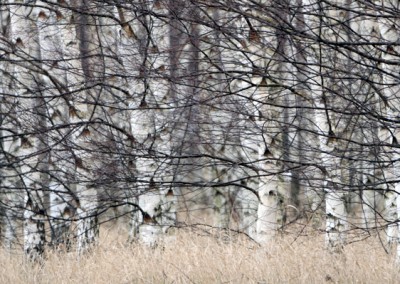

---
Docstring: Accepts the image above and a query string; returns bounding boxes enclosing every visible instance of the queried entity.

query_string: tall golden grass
[0,225,399,284]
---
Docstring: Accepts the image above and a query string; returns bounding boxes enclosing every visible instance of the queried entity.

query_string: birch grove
[1,0,400,261]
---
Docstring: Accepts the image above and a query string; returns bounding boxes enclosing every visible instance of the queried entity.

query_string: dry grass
[0,226,399,284]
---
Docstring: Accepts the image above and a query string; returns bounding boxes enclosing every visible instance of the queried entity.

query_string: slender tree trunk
[8,2,49,260]
[303,0,348,251]
[35,1,76,251]
[292,0,323,225]
[69,0,103,254]
[347,4,381,231]
[248,2,288,244]
[377,8,400,257]
[0,0,21,250]
[119,2,176,246]
[320,1,348,251]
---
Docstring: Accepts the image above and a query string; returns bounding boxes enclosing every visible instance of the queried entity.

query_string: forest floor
[0,224,399,283]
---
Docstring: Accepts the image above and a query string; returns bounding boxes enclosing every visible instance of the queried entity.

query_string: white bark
[323,0,354,251]
[256,93,287,244]
[0,0,21,249]
[66,0,104,253]
[76,186,98,254]
[378,12,400,255]
[196,6,236,230]
[7,2,49,260]
[34,1,76,250]
[117,6,143,242]
[325,186,347,250]
[234,78,259,239]
[291,0,324,222]
[253,3,288,244]
[119,3,176,245]
[347,1,381,232]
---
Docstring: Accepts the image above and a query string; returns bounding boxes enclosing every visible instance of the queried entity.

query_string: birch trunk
[348,4,382,231]
[302,0,348,250]
[119,2,176,245]
[0,0,21,249]
[322,9,349,252]
[34,1,76,250]
[377,9,400,257]
[7,2,49,260]
[67,0,104,253]
[116,5,143,243]
[245,1,288,244]
[291,0,324,224]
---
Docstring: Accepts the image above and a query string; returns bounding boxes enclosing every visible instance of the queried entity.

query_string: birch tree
[66,0,106,253]
[376,1,400,258]
[2,0,400,261]
[0,0,21,250]
[6,1,50,260]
